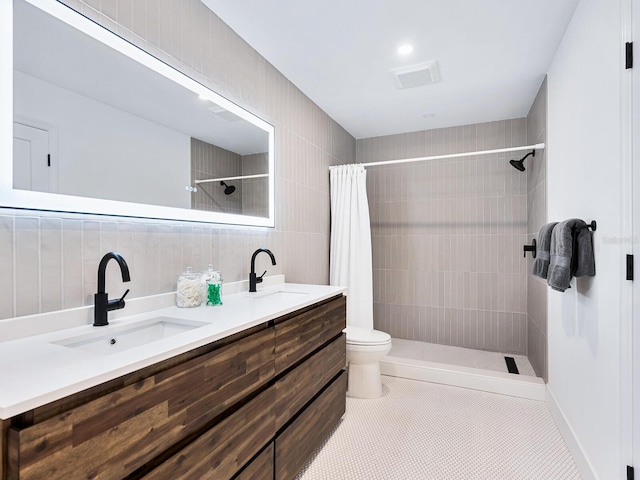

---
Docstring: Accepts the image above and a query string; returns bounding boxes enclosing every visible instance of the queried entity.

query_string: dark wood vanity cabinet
[234,442,274,480]
[275,372,347,479]
[1,294,346,480]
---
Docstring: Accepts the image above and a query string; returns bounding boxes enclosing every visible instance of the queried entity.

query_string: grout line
[12,216,16,318]
[37,218,42,314]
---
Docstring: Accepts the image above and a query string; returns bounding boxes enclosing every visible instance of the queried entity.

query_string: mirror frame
[0,0,275,227]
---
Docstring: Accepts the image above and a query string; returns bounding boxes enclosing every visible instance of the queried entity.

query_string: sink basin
[52,317,208,355]
[245,290,309,301]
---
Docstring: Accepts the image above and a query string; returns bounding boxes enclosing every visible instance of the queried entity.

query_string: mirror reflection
[12,0,271,219]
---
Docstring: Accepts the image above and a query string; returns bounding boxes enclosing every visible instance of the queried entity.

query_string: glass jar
[176,267,201,308]
[206,270,223,306]
[200,264,215,301]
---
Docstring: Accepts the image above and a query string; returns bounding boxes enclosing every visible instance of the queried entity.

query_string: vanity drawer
[275,371,347,480]
[143,386,275,480]
[7,327,275,480]
[275,295,346,375]
[233,442,274,480]
[275,334,346,430]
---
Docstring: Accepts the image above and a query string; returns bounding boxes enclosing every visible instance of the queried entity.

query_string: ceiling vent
[391,61,441,89]
[207,105,241,122]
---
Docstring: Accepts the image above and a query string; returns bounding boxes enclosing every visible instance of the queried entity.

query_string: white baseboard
[380,355,546,401]
[546,386,598,480]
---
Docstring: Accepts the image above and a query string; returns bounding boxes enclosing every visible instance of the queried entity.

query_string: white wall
[14,71,191,209]
[547,0,623,478]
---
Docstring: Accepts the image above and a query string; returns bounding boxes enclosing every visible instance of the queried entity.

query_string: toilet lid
[344,326,391,345]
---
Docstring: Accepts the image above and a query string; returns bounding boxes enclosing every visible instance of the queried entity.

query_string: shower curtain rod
[329,143,545,169]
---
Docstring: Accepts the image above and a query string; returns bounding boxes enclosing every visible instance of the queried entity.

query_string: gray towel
[548,219,596,292]
[532,222,558,279]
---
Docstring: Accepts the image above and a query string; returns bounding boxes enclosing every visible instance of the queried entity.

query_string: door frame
[624,0,638,474]
[13,114,58,194]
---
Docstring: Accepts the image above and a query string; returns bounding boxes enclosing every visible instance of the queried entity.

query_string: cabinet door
[8,327,275,480]
[275,334,346,430]
[234,442,274,480]
[143,386,275,480]
[275,295,346,375]
[275,371,347,480]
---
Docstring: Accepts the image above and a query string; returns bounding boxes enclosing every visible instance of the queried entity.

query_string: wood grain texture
[275,372,347,480]
[0,419,9,480]
[8,327,275,480]
[275,296,346,375]
[143,387,275,480]
[25,323,268,426]
[234,443,274,480]
[275,334,346,431]
[271,295,342,326]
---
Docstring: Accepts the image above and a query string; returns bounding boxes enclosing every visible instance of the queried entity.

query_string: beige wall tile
[62,219,83,309]
[526,78,548,378]
[527,317,548,381]
[40,218,63,313]
[82,221,100,306]
[15,217,40,317]
[367,119,528,354]
[8,0,544,363]
[0,0,356,313]
[0,217,14,319]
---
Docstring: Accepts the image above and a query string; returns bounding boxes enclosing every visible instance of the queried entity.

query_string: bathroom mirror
[0,0,275,227]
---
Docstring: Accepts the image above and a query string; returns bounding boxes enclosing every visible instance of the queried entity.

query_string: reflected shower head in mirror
[509,150,535,172]
[220,181,236,195]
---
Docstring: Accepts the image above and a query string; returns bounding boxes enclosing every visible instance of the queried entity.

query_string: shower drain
[504,356,519,374]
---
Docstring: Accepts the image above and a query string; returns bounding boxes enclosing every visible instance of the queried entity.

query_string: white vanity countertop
[0,283,346,419]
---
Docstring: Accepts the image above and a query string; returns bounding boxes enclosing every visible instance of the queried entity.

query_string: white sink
[244,289,309,302]
[52,317,208,355]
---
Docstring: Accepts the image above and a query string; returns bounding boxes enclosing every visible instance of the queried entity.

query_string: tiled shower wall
[0,0,355,322]
[360,119,529,354]
[526,78,548,380]
[190,138,243,214]
[241,152,269,218]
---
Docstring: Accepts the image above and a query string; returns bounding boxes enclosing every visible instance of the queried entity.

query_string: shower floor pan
[380,338,545,401]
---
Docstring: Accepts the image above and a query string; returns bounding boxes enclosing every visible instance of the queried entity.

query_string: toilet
[344,326,392,399]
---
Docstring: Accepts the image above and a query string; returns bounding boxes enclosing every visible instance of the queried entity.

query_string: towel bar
[523,239,537,258]
[574,220,597,232]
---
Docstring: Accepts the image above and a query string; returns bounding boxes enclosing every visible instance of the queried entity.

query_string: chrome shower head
[220,181,236,195]
[509,150,535,172]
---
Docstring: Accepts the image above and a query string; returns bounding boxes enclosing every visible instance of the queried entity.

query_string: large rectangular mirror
[0,0,275,227]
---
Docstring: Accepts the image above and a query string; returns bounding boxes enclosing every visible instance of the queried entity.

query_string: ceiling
[202,0,579,139]
[15,0,268,156]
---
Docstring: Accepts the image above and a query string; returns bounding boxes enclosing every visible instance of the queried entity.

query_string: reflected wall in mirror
[3,0,274,226]
[190,139,269,218]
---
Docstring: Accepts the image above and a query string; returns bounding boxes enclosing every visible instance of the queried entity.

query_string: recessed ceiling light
[398,44,413,55]
[422,113,436,119]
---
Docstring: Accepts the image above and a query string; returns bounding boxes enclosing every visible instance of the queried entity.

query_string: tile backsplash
[1,0,355,324]
[361,119,529,355]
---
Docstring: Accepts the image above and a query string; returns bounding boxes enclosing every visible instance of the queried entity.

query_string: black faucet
[94,252,131,326]
[249,248,276,292]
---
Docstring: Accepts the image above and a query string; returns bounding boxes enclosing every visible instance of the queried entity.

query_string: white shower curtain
[329,164,373,330]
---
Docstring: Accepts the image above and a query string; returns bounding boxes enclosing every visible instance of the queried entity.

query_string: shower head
[509,150,535,172]
[509,158,526,172]
[220,181,236,195]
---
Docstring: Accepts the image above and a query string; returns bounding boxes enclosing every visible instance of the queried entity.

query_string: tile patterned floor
[389,338,537,377]
[297,376,580,480]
